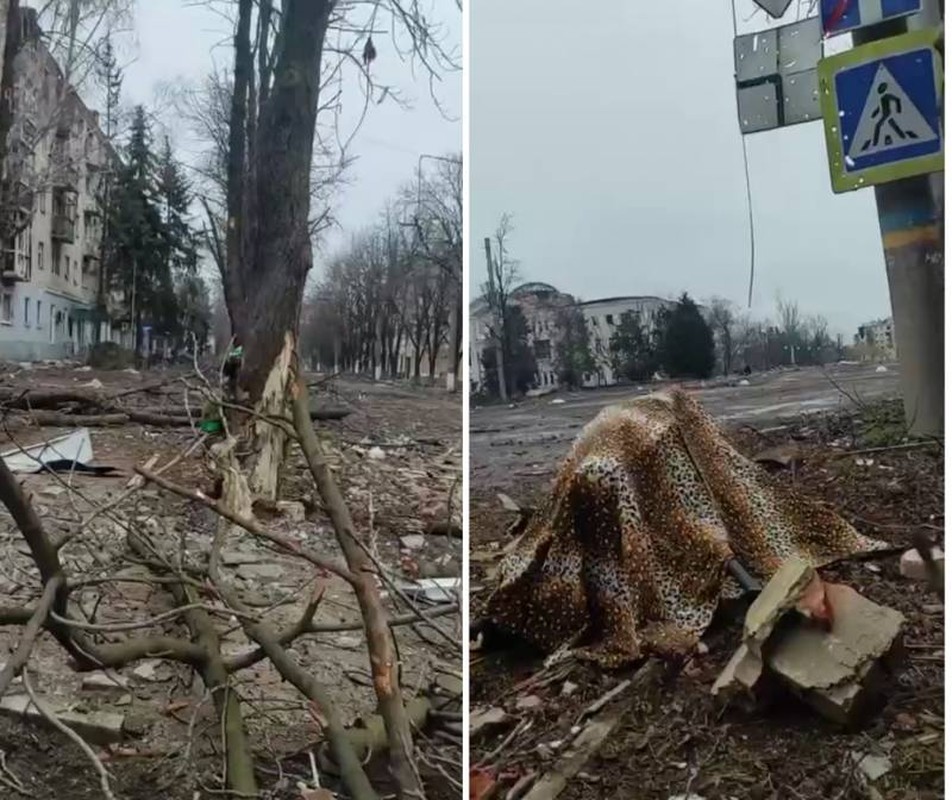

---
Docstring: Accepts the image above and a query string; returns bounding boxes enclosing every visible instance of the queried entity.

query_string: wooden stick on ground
[520,660,663,800]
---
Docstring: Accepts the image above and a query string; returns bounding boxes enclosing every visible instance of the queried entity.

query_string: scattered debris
[132,660,163,682]
[470,706,510,740]
[81,672,129,691]
[751,442,802,470]
[515,695,542,711]
[851,749,892,782]
[1,428,94,473]
[900,545,944,583]
[236,563,284,582]
[400,534,426,550]
[519,661,662,800]
[0,694,125,745]
[276,500,306,522]
[498,492,522,513]
[400,577,461,603]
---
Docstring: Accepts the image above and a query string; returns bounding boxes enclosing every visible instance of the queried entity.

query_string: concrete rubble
[899,546,944,582]
[713,557,905,725]
[0,694,125,744]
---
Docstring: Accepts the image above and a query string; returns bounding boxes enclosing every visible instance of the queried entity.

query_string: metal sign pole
[854,6,944,436]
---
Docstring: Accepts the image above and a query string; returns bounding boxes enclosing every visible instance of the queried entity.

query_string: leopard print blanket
[484,389,887,666]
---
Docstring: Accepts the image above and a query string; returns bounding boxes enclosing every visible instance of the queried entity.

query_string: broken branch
[0,576,62,697]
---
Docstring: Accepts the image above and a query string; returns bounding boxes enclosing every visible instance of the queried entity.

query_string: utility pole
[484,236,508,401]
[853,4,944,436]
[445,282,460,393]
[130,255,137,357]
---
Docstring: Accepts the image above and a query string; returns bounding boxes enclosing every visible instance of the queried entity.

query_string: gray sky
[469,0,891,337]
[116,1,461,273]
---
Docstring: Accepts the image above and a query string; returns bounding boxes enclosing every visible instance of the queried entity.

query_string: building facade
[0,8,116,362]
[580,295,674,386]
[469,281,675,392]
[855,318,896,360]
[469,282,574,393]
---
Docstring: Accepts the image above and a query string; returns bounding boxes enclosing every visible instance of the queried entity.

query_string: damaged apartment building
[0,6,119,362]
[469,281,675,392]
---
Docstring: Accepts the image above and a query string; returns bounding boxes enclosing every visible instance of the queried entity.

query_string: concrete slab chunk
[0,695,125,744]
[769,584,905,691]
[768,584,905,725]
[236,563,284,582]
[743,557,814,646]
[900,547,944,582]
[276,500,306,522]
[470,706,510,739]
[712,641,764,696]
[82,671,129,691]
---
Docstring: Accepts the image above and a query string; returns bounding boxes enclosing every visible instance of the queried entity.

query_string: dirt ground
[0,363,462,798]
[470,395,943,800]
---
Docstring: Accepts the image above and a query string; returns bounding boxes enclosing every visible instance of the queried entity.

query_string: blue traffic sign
[822,0,922,37]
[818,29,943,192]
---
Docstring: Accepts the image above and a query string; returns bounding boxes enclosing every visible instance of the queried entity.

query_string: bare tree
[211,0,456,500]
[482,213,520,400]
[412,155,462,390]
[708,297,736,376]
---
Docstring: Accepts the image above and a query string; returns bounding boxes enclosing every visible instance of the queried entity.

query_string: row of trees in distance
[298,156,462,385]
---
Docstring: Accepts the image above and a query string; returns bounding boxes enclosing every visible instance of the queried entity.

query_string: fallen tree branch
[200,530,377,800]
[0,455,206,670]
[292,375,425,800]
[135,465,359,586]
[224,602,459,673]
[0,576,62,697]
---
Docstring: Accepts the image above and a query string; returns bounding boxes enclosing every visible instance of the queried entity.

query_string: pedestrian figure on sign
[862,82,920,150]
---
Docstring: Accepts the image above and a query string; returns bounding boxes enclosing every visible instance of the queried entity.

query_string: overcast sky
[113,1,460,274]
[469,0,892,337]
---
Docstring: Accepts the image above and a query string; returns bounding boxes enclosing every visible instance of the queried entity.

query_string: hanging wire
[730,0,759,308]
[741,136,757,308]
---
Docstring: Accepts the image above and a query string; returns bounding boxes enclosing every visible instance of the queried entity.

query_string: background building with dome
[469,281,675,393]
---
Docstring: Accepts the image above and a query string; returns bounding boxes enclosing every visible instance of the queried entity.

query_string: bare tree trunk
[445,292,460,392]
[374,314,383,381]
[222,0,331,501]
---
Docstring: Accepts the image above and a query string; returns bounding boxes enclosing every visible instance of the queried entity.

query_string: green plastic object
[200,419,223,434]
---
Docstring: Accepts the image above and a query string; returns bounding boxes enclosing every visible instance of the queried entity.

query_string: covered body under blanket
[484,390,888,666]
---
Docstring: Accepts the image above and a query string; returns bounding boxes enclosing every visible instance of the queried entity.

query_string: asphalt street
[470,363,901,486]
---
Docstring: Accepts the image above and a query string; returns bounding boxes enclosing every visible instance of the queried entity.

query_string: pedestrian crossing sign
[818,28,943,192]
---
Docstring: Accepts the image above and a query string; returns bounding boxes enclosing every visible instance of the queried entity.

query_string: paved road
[470,364,900,487]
